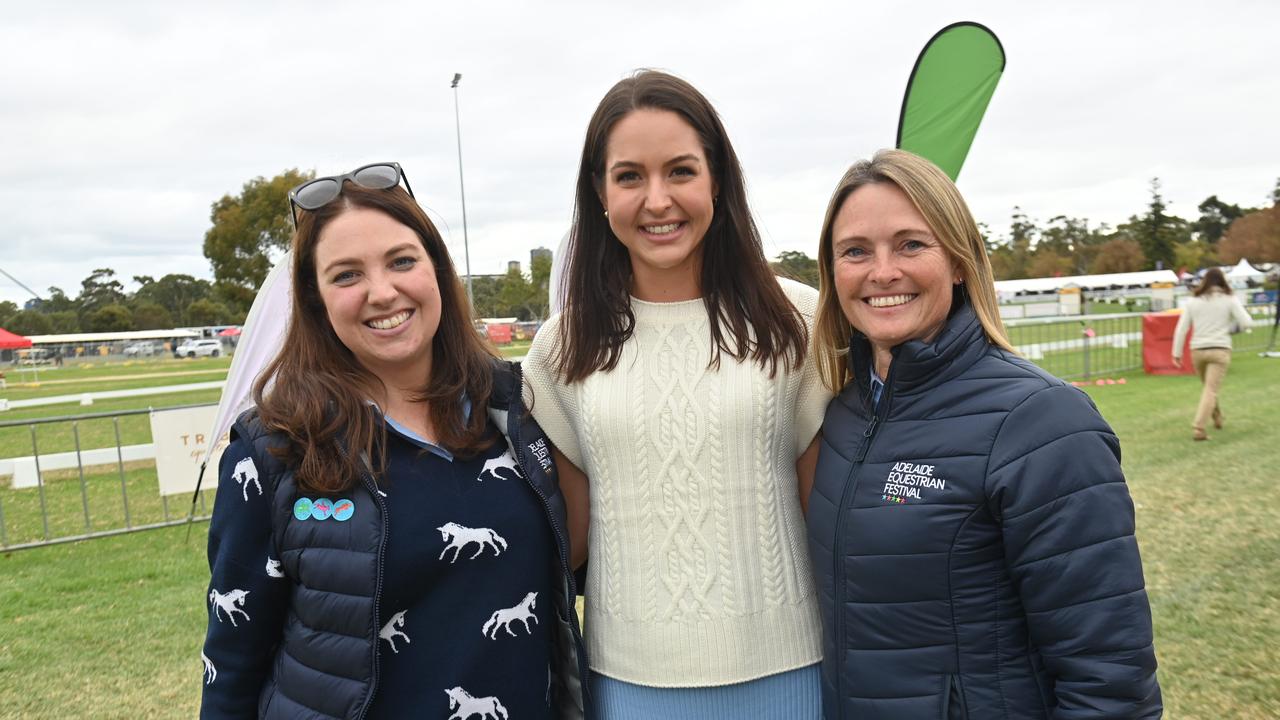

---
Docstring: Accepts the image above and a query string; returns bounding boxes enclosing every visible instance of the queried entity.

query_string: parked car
[173,339,223,358]
[16,348,53,365]
[123,341,160,357]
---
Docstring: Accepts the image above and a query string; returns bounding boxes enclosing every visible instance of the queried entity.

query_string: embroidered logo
[527,437,553,473]
[881,461,948,504]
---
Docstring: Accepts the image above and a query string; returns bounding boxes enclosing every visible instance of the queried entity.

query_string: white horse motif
[478,449,522,482]
[201,652,216,685]
[438,522,508,563]
[265,557,284,578]
[481,592,538,639]
[445,687,508,720]
[380,610,410,653]
[209,588,251,627]
[232,457,262,501]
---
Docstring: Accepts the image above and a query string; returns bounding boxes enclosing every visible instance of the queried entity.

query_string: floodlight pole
[0,265,42,301]
[451,73,474,312]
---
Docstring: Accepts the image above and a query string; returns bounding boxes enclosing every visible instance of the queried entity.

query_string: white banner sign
[150,405,227,497]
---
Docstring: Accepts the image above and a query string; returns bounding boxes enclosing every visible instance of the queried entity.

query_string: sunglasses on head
[288,162,415,227]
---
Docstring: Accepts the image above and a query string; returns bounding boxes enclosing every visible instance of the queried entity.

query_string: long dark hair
[555,69,806,383]
[255,183,497,493]
[1193,267,1231,297]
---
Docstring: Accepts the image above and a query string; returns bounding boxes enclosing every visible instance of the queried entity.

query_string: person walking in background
[1172,267,1253,441]
[523,70,831,719]
[200,163,586,719]
[806,150,1161,719]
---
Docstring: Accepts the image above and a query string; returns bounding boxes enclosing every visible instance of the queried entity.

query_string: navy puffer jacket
[807,302,1161,719]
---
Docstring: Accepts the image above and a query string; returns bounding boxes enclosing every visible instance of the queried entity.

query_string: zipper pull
[855,416,879,462]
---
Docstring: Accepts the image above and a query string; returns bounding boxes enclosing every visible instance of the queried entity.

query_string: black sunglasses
[288,162,415,227]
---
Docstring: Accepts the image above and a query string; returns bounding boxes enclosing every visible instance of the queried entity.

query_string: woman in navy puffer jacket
[805,150,1162,719]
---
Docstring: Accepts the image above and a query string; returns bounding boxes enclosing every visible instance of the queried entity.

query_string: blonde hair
[814,149,1015,392]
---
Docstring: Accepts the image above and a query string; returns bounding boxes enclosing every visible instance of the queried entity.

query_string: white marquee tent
[993,270,1180,297]
[1224,258,1266,285]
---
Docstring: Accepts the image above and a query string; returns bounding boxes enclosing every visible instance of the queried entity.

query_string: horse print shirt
[201,418,555,719]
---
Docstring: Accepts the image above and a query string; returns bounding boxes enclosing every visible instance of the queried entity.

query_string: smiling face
[831,182,960,372]
[601,108,716,300]
[313,206,441,388]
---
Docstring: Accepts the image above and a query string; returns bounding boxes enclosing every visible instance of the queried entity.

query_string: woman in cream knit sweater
[523,70,831,719]
[1172,267,1254,440]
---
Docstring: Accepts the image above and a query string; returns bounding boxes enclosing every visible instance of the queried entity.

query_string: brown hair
[254,183,498,493]
[1193,267,1231,297]
[555,69,807,383]
[813,149,1015,392]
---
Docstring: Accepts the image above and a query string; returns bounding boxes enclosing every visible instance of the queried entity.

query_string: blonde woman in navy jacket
[805,150,1161,719]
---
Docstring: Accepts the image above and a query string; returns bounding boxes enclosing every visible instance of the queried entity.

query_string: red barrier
[1142,312,1194,375]
[485,323,514,345]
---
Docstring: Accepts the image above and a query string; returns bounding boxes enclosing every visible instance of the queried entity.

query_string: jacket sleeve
[987,385,1162,719]
[200,435,290,719]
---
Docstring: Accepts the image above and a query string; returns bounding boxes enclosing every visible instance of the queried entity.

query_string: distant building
[531,246,552,267]
[507,260,522,274]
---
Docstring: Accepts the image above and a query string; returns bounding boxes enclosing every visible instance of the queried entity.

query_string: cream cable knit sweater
[522,278,831,687]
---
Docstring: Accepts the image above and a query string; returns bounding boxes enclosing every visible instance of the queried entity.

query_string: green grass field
[1,358,230,460]
[1086,353,1279,718]
[2,356,230,389]
[1,351,1277,717]
[0,463,214,547]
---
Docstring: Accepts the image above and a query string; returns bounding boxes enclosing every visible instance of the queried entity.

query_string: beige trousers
[1191,348,1231,432]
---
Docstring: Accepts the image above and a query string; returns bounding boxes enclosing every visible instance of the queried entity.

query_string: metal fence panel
[0,403,216,551]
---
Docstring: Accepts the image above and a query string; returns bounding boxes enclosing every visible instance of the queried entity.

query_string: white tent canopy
[1225,258,1266,282]
[29,329,199,345]
[993,270,1180,296]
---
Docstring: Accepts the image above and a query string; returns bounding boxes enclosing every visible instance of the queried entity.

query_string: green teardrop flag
[896,22,1005,181]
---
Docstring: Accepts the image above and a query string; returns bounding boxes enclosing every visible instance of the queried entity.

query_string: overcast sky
[3,1,1277,306]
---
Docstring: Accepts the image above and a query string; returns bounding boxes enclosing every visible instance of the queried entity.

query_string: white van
[173,339,223,358]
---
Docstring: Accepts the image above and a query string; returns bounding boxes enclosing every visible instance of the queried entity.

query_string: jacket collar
[847,290,990,401]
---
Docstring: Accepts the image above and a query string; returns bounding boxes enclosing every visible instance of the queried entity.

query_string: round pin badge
[332,498,355,522]
[311,498,334,521]
[293,497,313,521]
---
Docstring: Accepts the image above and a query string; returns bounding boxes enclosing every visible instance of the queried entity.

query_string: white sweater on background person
[1172,288,1253,360]
[522,278,830,687]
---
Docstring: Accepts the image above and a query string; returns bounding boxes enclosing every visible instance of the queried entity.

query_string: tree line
[0,270,235,337]
[4,172,1277,337]
[982,178,1280,280]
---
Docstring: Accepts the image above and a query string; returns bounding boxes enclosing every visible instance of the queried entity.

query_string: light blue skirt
[589,664,821,720]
